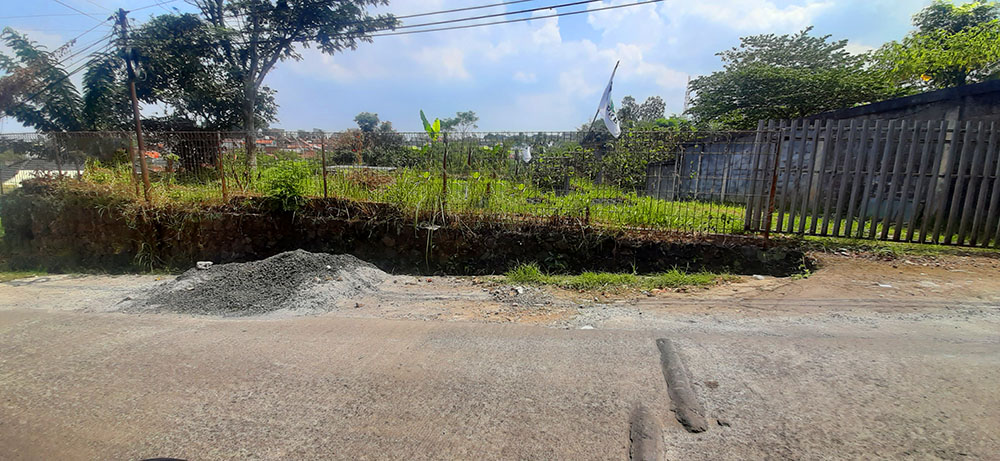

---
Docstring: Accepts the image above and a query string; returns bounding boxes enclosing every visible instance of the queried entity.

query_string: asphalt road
[0,265,998,460]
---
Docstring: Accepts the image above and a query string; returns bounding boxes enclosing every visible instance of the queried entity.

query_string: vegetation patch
[504,262,734,292]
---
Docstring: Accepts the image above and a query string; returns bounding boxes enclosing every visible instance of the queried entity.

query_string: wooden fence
[744,119,1000,247]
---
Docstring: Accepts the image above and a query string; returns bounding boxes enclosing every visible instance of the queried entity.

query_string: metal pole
[442,133,448,214]
[216,132,228,201]
[118,8,151,203]
[320,134,328,199]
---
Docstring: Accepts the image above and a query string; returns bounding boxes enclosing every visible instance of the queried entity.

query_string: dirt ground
[0,253,998,459]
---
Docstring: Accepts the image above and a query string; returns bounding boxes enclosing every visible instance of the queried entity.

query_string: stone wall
[0,181,807,276]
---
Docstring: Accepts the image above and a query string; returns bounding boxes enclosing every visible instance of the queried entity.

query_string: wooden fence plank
[974,122,999,246]
[808,120,834,235]
[752,120,777,231]
[856,120,884,238]
[821,120,847,235]
[893,121,923,241]
[787,119,811,233]
[943,121,976,244]
[989,130,1000,246]
[744,121,765,230]
[775,120,796,233]
[930,120,956,244]
[880,120,909,240]
[795,120,819,234]
[832,120,858,236]
[763,122,786,235]
[906,121,937,242]
[870,120,898,239]
[845,119,871,237]
[958,121,988,245]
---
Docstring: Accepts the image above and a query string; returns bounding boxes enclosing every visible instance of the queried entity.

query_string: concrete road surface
[0,267,998,459]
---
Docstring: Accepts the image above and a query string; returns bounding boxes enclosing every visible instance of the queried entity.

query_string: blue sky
[2,0,934,132]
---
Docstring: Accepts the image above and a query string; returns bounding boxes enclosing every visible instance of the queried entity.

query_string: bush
[260,160,312,210]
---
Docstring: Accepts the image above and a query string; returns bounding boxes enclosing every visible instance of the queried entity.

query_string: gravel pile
[128,250,386,316]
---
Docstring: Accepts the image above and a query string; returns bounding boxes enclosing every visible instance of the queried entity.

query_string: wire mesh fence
[0,129,777,236]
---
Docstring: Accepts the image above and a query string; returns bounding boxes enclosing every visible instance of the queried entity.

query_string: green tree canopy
[440,110,479,134]
[877,1,1000,89]
[182,0,396,166]
[687,27,899,129]
[354,112,380,132]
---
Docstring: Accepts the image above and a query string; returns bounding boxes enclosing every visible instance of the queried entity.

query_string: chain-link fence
[0,129,776,235]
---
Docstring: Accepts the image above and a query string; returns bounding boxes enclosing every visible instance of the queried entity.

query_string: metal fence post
[321,133,328,199]
[216,132,228,202]
[442,132,448,213]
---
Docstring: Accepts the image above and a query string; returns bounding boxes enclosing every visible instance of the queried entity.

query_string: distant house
[1,158,83,190]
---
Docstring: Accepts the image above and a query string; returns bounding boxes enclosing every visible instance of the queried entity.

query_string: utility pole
[117,8,151,203]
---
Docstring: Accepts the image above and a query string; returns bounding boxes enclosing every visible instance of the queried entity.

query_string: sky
[1,0,936,133]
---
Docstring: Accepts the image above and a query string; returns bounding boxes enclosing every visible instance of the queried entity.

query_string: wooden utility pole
[118,8,151,203]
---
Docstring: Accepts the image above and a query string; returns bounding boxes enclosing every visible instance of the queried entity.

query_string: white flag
[519,145,532,162]
[598,61,621,138]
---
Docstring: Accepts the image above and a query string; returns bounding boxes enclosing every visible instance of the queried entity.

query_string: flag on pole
[597,61,621,138]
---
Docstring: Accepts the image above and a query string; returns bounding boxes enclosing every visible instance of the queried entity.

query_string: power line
[395,0,536,20]
[131,0,182,13]
[371,0,662,37]
[384,0,604,32]
[0,13,105,19]
[224,0,536,20]
[210,0,659,46]
[51,0,103,22]
[229,0,661,44]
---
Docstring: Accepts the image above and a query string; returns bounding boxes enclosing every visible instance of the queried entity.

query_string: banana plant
[419,109,441,141]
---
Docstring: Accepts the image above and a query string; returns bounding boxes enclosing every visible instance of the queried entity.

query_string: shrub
[261,160,312,210]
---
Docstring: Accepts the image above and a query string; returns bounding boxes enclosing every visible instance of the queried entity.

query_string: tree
[128,14,278,131]
[687,27,899,129]
[440,110,479,135]
[616,96,639,127]
[187,0,397,167]
[877,1,1000,89]
[638,96,665,123]
[0,28,86,131]
[354,112,380,132]
[914,0,999,33]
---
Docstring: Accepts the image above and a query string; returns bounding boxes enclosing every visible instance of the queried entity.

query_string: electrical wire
[370,0,663,37]
[375,0,604,33]
[130,0,182,13]
[221,0,536,20]
[212,0,660,45]
[51,0,103,22]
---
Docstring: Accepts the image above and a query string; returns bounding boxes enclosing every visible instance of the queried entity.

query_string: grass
[0,269,46,282]
[62,161,749,233]
[798,235,1000,259]
[504,262,734,292]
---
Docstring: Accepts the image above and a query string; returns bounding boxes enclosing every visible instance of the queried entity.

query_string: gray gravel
[124,250,386,316]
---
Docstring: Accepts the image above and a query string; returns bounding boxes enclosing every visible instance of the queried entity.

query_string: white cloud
[413,46,470,81]
[513,71,537,83]
[844,42,877,55]
[673,0,834,31]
